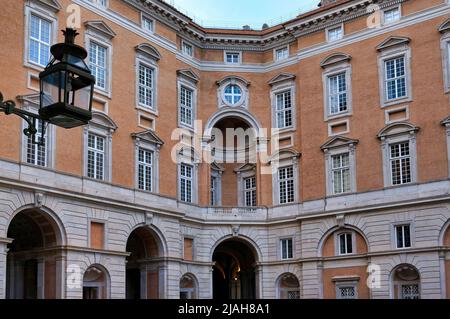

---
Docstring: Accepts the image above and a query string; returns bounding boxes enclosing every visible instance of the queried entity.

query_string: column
[0,241,10,299]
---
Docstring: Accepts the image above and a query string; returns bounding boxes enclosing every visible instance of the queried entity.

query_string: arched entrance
[277,273,300,299]
[180,273,198,299]
[125,226,162,299]
[6,208,64,299]
[391,264,421,299]
[83,265,109,299]
[212,239,257,300]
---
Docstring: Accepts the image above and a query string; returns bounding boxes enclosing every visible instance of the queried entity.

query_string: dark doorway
[212,239,257,300]
[126,268,141,299]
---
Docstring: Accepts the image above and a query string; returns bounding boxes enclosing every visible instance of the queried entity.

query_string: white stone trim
[334,230,357,256]
[177,152,199,205]
[384,105,409,124]
[235,165,256,207]
[134,138,161,194]
[177,76,197,131]
[135,55,159,116]
[443,119,450,178]
[210,166,223,206]
[279,237,295,260]
[325,23,344,43]
[377,42,413,108]
[270,79,296,132]
[382,3,403,26]
[217,77,250,109]
[140,12,155,34]
[328,119,350,137]
[272,156,300,206]
[324,143,357,196]
[441,32,450,93]
[224,51,242,65]
[23,1,59,71]
[392,221,415,250]
[274,45,289,62]
[84,32,113,99]
[322,61,352,121]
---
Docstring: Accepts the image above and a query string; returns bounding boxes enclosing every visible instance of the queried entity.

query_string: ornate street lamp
[0,28,95,145]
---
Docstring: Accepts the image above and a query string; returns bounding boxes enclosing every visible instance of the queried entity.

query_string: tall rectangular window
[280,238,294,260]
[275,91,293,129]
[384,7,400,24]
[210,176,218,206]
[396,224,411,249]
[390,142,411,185]
[29,14,51,66]
[279,166,295,204]
[275,47,289,61]
[385,56,406,101]
[244,176,257,207]
[338,233,353,255]
[328,73,348,115]
[138,148,153,192]
[138,63,154,108]
[180,163,193,203]
[332,153,350,194]
[26,119,47,167]
[180,86,193,126]
[327,26,343,42]
[87,133,105,180]
[89,42,107,90]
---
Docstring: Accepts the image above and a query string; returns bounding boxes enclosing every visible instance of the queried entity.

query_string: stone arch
[317,224,369,257]
[126,223,167,257]
[275,272,301,299]
[389,264,421,299]
[204,108,263,139]
[210,234,262,263]
[82,264,111,299]
[180,273,199,299]
[439,218,450,246]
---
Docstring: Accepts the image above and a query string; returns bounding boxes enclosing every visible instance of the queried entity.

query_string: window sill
[136,105,158,117]
[381,97,412,108]
[325,112,352,122]
[94,88,112,99]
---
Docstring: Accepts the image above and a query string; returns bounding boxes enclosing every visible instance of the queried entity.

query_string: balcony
[206,206,268,221]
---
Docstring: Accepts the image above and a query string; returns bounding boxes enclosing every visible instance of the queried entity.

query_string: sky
[162,0,321,29]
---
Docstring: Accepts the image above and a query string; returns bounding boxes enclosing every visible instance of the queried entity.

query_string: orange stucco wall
[322,265,370,299]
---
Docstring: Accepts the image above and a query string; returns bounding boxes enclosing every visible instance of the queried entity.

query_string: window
[401,284,420,299]
[331,153,351,194]
[90,222,105,249]
[180,163,193,203]
[279,166,295,204]
[337,286,356,299]
[275,47,289,61]
[244,176,257,207]
[89,42,107,90]
[225,52,241,64]
[183,238,194,261]
[385,56,406,101]
[338,232,353,255]
[29,14,51,66]
[224,84,242,105]
[182,41,193,57]
[142,16,154,32]
[395,224,411,249]
[275,91,293,129]
[280,238,294,260]
[327,26,343,42]
[211,176,218,206]
[138,148,153,192]
[26,119,47,167]
[87,133,105,180]
[138,63,154,109]
[390,142,411,185]
[180,86,193,126]
[328,73,348,115]
[384,7,400,24]
[89,0,107,7]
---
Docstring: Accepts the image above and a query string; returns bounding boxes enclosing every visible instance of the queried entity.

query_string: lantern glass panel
[67,73,91,111]
[41,70,65,108]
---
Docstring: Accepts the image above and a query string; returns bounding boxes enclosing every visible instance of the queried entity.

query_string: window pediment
[376,36,410,51]
[136,43,161,61]
[211,161,225,173]
[17,93,40,107]
[377,122,419,139]
[441,116,450,127]
[216,76,250,88]
[84,20,116,39]
[89,111,118,132]
[268,148,301,164]
[33,0,62,12]
[268,73,296,86]
[321,136,359,151]
[234,163,256,174]
[320,52,352,68]
[177,69,200,84]
[131,130,164,146]
[438,18,450,34]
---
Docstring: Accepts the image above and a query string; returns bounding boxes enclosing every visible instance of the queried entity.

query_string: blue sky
[163,0,320,29]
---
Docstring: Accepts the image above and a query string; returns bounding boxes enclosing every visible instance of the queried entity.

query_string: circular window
[224,84,242,105]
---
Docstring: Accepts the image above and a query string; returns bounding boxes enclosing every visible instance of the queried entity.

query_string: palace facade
[0,0,450,299]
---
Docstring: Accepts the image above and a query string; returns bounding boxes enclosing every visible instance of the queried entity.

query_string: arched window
[277,273,300,299]
[180,274,198,299]
[391,264,420,299]
[83,265,110,299]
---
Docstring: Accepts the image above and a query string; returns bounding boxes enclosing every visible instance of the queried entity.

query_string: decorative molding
[89,111,118,132]
[84,20,116,39]
[211,161,225,173]
[234,163,256,174]
[438,18,450,34]
[177,69,200,84]
[232,225,240,237]
[34,192,45,208]
[131,130,164,146]
[320,52,352,68]
[441,116,450,127]
[145,211,154,225]
[135,43,162,61]
[268,73,296,86]
[216,75,250,87]
[376,36,411,51]
[267,148,301,164]
[377,121,420,139]
[32,0,62,12]
[321,136,359,151]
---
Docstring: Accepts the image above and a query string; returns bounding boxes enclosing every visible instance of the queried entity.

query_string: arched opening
[83,265,109,299]
[6,208,63,299]
[277,273,300,299]
[391,264,421,299]
[180,274,198,299]
[125,226,162,299]
[212,239,257,300]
